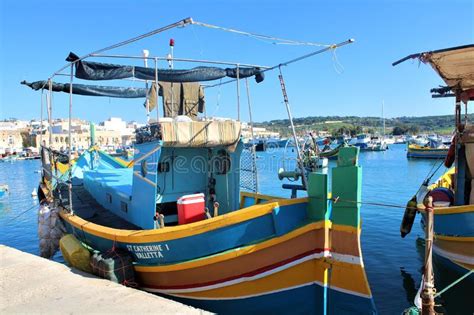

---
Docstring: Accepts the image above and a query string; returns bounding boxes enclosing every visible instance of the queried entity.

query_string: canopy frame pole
[236,64,240,121]
[89,54,271,69]
[205,39,355,90]
[245,78,258,192]
[68,65,74,214]
[49,18,193,80]
[36,18,193,92]
[278,66,307,189]
[39,90,44,153]
[47,80,54,199]
[454,97,461,205]
[154,57,160,123]
[168,42,175,117]
[143,50,150,124]
[39,90,45,190]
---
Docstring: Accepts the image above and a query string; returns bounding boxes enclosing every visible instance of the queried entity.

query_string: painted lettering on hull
[126,243,170,260]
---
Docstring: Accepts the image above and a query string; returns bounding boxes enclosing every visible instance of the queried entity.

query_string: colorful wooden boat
[406,144,448,159]
[319,144,343,160]
[53,129,376,314]
[395,44,474,280]
[26,18,377,314]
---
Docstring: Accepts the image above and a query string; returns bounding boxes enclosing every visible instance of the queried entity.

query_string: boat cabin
[82,119,243,229]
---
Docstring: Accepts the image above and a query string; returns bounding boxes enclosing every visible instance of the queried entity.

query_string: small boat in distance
[406,144,449,159]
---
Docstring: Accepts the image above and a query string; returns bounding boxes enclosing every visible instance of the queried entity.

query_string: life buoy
[444,137,455,168]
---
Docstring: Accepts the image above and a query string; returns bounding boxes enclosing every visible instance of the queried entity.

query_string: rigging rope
[331,48,345,74]
[424,159,445,185]
[192,21,331,47]
[4,203,39,224]
[434,269,474,298]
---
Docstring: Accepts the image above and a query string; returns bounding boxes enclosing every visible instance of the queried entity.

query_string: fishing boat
[277,138,293,148]
[370,101,389,152]
[370,137,388,152]
[394,44,474,279]
[25,18,376,314]
[320,143,345,160]
[350,134,374,151]
[406,144,449,159]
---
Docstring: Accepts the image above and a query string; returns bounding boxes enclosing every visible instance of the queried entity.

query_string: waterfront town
[0,117,284,158]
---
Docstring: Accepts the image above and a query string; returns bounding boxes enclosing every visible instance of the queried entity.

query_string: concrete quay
[0,245,209,314]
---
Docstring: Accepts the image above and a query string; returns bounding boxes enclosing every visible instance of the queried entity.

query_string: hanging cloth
[148,82,205,117]
[160,82,182,117]
[181,83,205,117]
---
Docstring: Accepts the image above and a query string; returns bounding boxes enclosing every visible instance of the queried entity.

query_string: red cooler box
[177,193,206,225]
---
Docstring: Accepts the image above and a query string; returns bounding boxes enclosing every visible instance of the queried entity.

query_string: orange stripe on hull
[136,228,326,288]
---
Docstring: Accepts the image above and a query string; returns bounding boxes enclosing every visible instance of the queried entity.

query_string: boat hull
[420,205,474,278]
[407,146,448,159]
[59,195,376,314]
[168,281,376,315]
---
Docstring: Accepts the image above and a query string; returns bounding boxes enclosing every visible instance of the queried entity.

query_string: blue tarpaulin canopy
[21,80,148,98]
[66,52,264,83]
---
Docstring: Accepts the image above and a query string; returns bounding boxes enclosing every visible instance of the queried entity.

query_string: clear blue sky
[0,0,473,124]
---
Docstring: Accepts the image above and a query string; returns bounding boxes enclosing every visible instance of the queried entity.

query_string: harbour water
[0,144,472,314]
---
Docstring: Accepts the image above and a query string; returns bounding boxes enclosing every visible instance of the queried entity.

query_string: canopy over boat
[66,52,265,83]
[393,44,474,99]
[21,80,148,98]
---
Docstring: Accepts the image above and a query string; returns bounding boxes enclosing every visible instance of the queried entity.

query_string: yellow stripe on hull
[418,204,474,215]
[167,257,371,299]
[60,197,325,244]
[60,201,279,243]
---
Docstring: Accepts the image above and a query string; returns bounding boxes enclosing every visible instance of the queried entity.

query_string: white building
[241,122,280,139]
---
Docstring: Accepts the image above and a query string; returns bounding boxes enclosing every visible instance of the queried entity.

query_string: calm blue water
[0,145,472,314]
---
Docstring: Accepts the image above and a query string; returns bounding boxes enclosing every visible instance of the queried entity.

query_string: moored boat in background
[406,144,449,159]
[395,44,474,282]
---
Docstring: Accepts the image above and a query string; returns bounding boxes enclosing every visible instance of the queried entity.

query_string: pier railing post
[422,196,436,315]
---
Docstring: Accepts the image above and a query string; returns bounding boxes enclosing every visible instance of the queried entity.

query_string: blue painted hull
[63,201,309,265]
[169,283,377,315]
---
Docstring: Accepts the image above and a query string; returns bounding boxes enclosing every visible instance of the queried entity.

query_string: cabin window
[120,201,128,213]
[106,192,112,203]
[158,162,170,173]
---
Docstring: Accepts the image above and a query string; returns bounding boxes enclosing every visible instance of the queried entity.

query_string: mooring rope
[4,203,39,224]
[325,195,418,211]
[434,269,474,298]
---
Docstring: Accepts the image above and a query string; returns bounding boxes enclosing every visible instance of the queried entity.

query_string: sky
[0,0,473,124]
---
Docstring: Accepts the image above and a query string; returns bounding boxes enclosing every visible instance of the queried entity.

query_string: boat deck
[59,184,140,230]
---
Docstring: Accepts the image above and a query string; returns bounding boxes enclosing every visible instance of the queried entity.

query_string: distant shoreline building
[0,117,142,154]
[241,122,280,138]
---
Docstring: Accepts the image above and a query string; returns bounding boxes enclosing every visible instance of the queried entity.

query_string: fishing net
[240,147,257,192]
